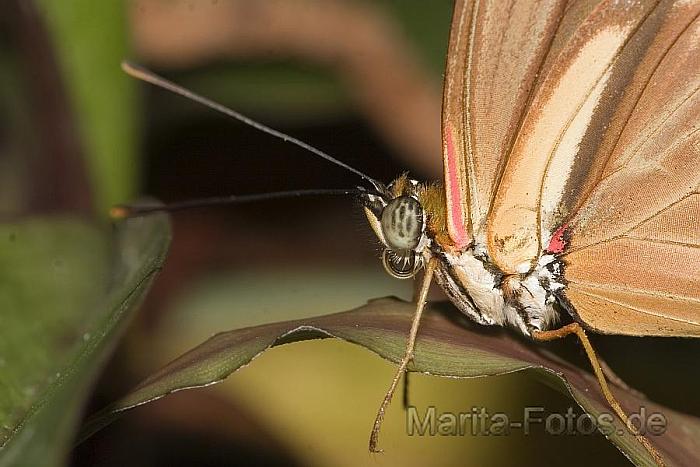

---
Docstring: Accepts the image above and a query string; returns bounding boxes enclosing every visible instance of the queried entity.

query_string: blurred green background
[1,1,699,466]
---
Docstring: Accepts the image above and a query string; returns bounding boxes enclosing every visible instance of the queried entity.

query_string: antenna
[122,61,382,189]
[110,188,371,219]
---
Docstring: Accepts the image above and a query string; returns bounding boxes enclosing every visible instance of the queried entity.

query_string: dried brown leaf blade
[81,298,700,467]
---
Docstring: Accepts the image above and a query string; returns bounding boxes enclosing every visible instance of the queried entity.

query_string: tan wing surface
[562,5,700,336]
[485,0,700,274]
[442,0,699,333]
[441,0,570,249]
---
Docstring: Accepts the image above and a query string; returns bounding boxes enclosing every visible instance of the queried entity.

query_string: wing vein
[463,0,480,235]
[598,83,700,184]
[563,146,700,257]
[624,236,700,249]
[567,287,700,327]
[604,11,700,180]
[566,280,700,304]
[485,2,568,224]
[538,1,667,250]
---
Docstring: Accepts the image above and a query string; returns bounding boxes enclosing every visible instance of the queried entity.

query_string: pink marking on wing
[546,224,569,254]
[445,129,470,249]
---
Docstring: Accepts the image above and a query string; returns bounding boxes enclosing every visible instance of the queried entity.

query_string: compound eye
[380,196,423,250]
[382,249,421,279]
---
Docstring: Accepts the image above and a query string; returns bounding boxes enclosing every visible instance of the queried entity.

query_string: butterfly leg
[598,354,645,399]
[369,257,438,453]
[532,323,665,467]
[402,274,426,410]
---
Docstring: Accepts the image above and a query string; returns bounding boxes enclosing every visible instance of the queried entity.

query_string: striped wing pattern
[441,0,700,335]
[442,0,570,249]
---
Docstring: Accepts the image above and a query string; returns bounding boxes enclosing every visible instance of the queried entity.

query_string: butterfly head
[360,174,428,279]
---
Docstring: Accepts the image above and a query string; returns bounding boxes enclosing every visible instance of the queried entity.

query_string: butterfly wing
[561,4,700,336]
[442,0,698,335]
[484,0,693,274]
[441,0,571,249]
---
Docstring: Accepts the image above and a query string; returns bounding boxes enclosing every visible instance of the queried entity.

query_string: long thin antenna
[122,61,381,188]
[110,188,365,219]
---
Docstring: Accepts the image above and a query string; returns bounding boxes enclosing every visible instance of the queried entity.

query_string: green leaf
[167,63,351,124]
[81,298,700,467]
[0,214,171,467]
[35,0,137,214]
[381,0,452,73]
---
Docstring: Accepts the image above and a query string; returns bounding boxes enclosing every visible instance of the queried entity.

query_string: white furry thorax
[426,244,566,337]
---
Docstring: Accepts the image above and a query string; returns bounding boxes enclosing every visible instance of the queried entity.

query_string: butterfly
[115,1,699,465]
[360,0,698,464]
